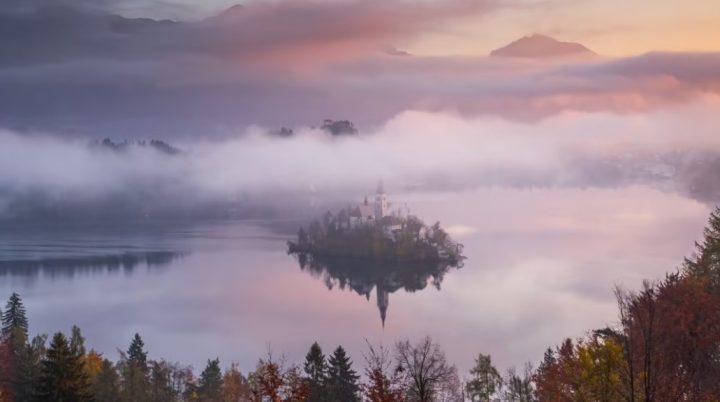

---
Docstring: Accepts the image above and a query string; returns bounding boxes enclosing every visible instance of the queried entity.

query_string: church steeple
[374,181,388,219]
[376,286,389,329]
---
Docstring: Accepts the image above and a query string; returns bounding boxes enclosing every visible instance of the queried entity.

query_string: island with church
[288,183,464,263]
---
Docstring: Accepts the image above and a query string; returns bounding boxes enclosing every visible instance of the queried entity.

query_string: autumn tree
[466,353,502,402]
[0,338,12,401]
[283,364,310,402]
[220,363,251,402]
[363,342,404,402]
[395,336,456,402]
[326,346,360,402]
[254,354,284,402]
[35,332,91,401]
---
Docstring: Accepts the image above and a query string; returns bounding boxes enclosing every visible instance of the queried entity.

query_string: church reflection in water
[290,252,462,327]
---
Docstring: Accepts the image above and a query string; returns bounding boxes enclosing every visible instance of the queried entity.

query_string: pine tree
[1,293,34,402]
[69,325,86,360]
[198,358,223,402]
[1,293,28,341]
[122,333,149,402]
[466,353,502,402]
[685,207,720,286]
[35,332,91,401]
[326,346,360,402]
[127,333,148,370]
[303,342,327,402]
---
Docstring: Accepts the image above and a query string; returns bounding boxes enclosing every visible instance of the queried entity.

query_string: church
[347,182,391,228]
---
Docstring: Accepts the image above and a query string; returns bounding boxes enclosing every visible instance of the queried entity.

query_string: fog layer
[2,98,720,219]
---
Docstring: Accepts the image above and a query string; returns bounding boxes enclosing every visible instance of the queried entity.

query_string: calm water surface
[0,188,710,374]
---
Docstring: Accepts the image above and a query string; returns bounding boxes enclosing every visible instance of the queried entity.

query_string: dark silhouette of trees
[303,342,327,402]
[90,357,122,402]
[1,292,34,402]
[120,333,150,401]
[326,346,360,402]
[2,293,28,341]
[198,358,223,402]
[35,332,91,401]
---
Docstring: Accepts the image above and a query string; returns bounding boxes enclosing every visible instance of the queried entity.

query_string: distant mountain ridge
[490,34,596,59]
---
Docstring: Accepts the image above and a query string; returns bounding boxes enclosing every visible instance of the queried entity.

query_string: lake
[0,186,710,375]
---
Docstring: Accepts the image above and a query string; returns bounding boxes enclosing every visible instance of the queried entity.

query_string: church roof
[358,205,374,219]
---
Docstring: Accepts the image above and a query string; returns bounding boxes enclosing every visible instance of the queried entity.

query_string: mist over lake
[1,188,707,376]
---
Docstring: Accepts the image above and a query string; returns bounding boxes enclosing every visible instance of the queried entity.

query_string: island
[288,183,464,264]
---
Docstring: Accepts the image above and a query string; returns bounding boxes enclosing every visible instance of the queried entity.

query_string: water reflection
[0,251,185,279]
[290,252,462,327]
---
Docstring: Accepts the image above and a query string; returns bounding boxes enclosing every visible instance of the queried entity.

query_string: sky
[111,0,720,56]
[0,0,718,138]
[0,0,719,209]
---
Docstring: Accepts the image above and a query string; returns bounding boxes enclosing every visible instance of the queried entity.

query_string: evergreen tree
[2,293,33,402]
[127,333,148,370]
[303,342,327,402]
[198,358,223,402]
[91,359,122,402]
[69,325,86,359]
[466,353,502,402]
[35,332,91,402]
[121,333,149,402]
[685,207,720,286]
[2,293,28,341]
[149,360,177,402]
[326,346,360,402]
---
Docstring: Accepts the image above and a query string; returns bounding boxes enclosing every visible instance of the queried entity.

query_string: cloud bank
[2,98,720,219]
[0,0,719,137]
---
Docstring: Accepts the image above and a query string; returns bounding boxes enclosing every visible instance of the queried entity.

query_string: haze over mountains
[0,1,718,137]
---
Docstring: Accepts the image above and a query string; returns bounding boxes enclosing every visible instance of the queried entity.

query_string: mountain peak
[490,34,596,59]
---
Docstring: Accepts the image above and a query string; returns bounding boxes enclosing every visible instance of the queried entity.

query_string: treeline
[0,295,520,402]
[4,209,720,401]
[89,139,181,155]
